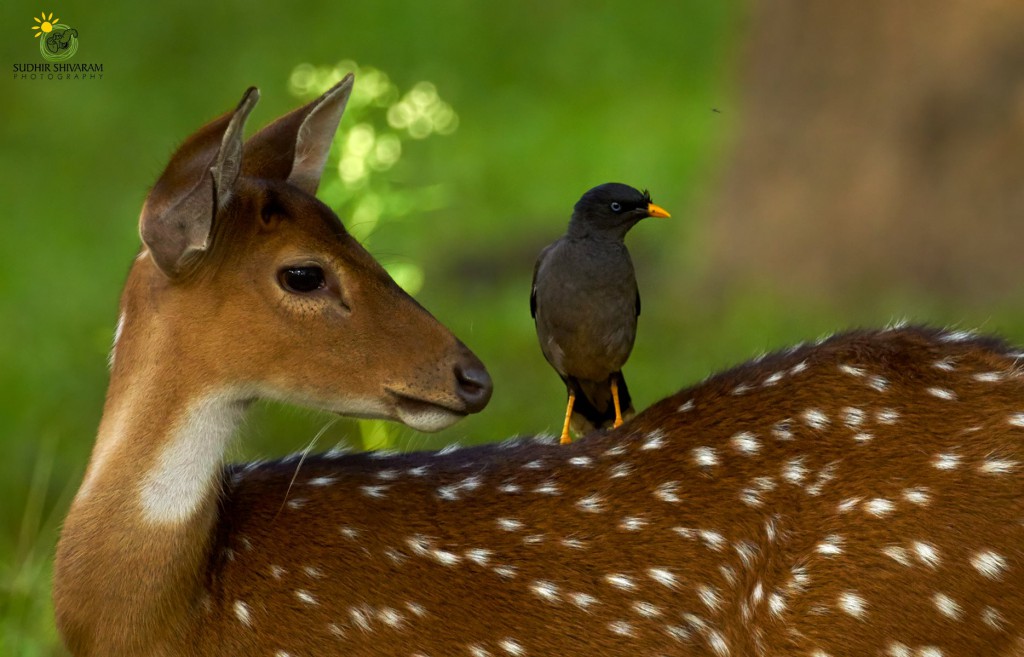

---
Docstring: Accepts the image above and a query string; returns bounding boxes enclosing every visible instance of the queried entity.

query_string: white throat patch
[140,394,244,524]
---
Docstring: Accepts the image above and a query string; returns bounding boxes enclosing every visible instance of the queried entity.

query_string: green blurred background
[3,1,1024,653]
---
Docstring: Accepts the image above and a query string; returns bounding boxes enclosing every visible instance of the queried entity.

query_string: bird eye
[610,202,622,212]
[278,266,326,293]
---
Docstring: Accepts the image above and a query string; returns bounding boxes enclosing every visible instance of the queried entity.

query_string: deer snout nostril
[454,362,493,413]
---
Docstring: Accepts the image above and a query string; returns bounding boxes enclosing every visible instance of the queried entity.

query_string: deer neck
[55,302,247,656]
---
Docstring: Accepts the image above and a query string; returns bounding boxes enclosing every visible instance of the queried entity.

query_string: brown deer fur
[55,79,1022,656]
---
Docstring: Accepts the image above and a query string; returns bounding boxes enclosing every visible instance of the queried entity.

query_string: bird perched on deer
[531,183,670,444]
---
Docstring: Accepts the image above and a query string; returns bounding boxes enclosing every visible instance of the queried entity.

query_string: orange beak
[646,203,671,218]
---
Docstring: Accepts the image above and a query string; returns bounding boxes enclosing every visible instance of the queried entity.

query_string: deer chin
[386,389,467,433]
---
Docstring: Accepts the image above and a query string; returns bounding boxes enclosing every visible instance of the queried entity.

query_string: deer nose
[454,359,493,413]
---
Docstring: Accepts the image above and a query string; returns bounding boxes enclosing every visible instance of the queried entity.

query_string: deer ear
[242,73,354,195]
[140,87,260,278]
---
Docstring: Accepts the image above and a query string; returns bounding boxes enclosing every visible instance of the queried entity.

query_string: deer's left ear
[242,73,354,195]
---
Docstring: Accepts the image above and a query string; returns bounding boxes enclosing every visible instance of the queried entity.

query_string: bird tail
[566,371,634,436]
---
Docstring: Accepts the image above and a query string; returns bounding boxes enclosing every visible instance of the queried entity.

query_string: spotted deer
[53,82,1023,657]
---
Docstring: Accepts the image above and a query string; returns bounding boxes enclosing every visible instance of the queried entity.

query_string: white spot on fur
[234,600,251,626]
[838,591,867,618]
[576,494,605,513]
[971,550,1007,579]
[693,446,719,467]
[980,457,1018,474]
[678,399,695,412]
[981,606,1005,630]
[608,620,635,637]
[806,462,837,496]
[838,497,862,513]
[882,545,912,567]
[941,329,974,342]
[608,462,633,478]
[531,580,560,603]
[466,548,492,566]
[913,541,941,568]
[927,387,956,400]
[933,453,960,470]
[782,457,808,484]
[620,516,647,531]
[633,601,662,617]
[839,364,865,377]
[816,534,843,555]
[887,642,912,657]
[654,481,681,503]
[569,456,592,467]
[432,549,461,566]
[867,375,888,392]
[1008,412,1024,427]
[902,488,930,505]
[772,420,794,441]
[605,573,636,591]
[532,481,560,496]
[569,592,598,610]
[841,407,864,428]
[802,409,829,430]
[707,629,730,656]
[648,567,677,588]
[499,638,525,656]
[731,383,751,396]
[697,585,722,610]
[973,371,1004,382]
[933,593,962,620]
[865,498,895,517]
[642,430,666,450]
[307,476,336,486]
[360,485,389,498]
[731,431,760,454]
[497,518,523,531]
[295,590,317,605]
[876,408,899,424]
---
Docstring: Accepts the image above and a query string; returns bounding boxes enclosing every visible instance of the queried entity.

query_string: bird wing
[530,242,556,319]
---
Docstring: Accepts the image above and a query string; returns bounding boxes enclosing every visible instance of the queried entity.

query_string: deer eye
[610,202,622,212]
[278,266,326,293]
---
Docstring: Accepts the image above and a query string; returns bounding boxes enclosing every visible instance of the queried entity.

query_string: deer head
[129,75,491,432]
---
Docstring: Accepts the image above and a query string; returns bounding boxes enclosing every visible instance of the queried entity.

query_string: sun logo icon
[31,11,59,37]
[31,11,79,62]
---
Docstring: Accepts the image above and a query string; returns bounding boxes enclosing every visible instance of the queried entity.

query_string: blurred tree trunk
[707,0,1024,304]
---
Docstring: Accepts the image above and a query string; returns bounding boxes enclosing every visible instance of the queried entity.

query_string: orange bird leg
[560,392,576,445]
[611,378,624,428]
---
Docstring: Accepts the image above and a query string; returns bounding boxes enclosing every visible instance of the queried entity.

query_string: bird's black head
[568,182,670,240]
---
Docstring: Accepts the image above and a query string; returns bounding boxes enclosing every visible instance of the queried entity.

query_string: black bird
[531,183,670,444]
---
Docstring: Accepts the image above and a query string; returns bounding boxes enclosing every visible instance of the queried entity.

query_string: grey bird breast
[533,238,638,382]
